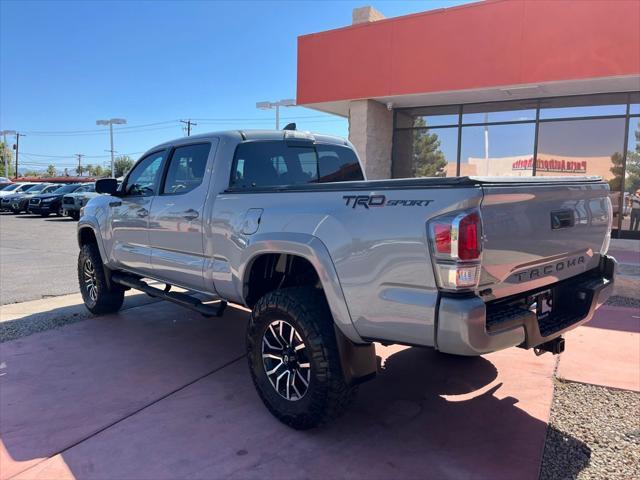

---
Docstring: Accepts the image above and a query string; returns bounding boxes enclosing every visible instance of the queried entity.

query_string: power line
[180,119,197,136]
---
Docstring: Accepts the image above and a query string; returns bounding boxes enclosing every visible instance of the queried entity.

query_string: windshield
[42,185,60,193]
[53,184,81,194]
[1,184,20,191]
[25,184,50,193]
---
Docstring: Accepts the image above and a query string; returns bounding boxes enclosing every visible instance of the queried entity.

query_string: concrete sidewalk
[1,295,559,480]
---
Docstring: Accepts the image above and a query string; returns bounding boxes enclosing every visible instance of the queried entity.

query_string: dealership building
[297,0,640,238]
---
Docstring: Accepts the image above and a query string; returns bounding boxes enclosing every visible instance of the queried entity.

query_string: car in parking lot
[4,183,58,213]
[0,182,39,199]
[28,183,83,217]
[0,177,12,189]
[62,183,97,220]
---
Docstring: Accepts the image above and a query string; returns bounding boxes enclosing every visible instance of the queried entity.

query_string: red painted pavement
[0,301,248,479]
[1,299,560,480]
[557,305,640,392]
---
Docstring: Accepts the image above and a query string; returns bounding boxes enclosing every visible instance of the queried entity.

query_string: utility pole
[180,119,197,136]
[96,118,127,177]
[14,132,24,180]
[75,154,84,177]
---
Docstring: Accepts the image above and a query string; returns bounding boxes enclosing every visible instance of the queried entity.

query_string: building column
[348,99,393,180]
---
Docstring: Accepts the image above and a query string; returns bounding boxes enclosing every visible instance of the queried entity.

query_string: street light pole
[14,133,24,180]
[256,99,296,129]
[96,118,127,177]
[109,123,115,176]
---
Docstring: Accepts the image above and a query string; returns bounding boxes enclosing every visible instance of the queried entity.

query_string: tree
[114,155,134,178]
[87,164,105,178]
[22,169,40,177]
[0,141,14,177]
[44,164,57,177]
[608,151,624,191]
[75,165,85,177]
[411,117,447,177]
[625,124,640,194]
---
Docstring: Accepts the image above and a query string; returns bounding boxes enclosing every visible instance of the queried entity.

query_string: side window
[317,145,364,182]
[163,143,211,195]
[124,151,165,197]
[231,141,318,189]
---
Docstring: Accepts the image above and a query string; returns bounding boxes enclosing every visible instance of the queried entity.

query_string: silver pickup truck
[77,129,615,429]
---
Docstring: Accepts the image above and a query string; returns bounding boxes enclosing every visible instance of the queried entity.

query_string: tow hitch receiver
[534,337,565,356]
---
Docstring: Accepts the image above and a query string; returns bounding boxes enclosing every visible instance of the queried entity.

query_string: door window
[124,151,165,197]
[162,143,211,195]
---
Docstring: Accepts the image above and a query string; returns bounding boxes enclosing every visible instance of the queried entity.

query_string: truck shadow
[0,307,590,480]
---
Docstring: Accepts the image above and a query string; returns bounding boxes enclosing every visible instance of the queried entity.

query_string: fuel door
[241,208,263,235]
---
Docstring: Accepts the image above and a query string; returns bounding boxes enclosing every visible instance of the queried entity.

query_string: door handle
[136,208,149,218]
[182,209,199,221]
[109,201,122,207]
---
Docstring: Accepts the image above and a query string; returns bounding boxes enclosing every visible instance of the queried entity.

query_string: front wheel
[247,287,356,430]
[78,243,125,314]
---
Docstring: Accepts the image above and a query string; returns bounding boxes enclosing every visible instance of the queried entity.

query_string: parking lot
[0,212,639,480]
[0,213,79,305]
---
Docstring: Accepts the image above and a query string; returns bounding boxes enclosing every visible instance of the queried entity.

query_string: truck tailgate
[478,177,611,300]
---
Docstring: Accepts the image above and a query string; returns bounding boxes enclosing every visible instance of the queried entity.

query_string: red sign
[512,157,587,173]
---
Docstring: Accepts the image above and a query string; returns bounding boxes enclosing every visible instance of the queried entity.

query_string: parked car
[78,130,615,429]
[7,183,59,213]
[28,183,83,217]
[62,183,97,220]
[0,182,38,199]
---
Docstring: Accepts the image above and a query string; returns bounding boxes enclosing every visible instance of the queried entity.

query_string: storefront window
[621,117,640,234]
[392,127,458,178]
[396,105,458,128]
[392,92,640,236]
[462,100,537,124]
[539,93,628,119]
[459,123,535,176]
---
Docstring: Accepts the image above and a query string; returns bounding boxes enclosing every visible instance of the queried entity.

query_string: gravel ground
[605,295,640,309]
[540,380,640,480]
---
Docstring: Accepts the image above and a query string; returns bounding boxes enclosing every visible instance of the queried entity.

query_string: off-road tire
[78,243,125,314]
[247,287,356,430]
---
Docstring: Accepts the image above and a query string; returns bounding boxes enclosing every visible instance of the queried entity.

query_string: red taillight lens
[458,212,480,260]
[433,223,451,254]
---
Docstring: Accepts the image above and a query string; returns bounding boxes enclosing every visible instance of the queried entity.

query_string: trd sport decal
[343,195,433,209]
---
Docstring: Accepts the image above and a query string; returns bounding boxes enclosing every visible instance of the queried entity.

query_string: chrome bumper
[435,255,616,356]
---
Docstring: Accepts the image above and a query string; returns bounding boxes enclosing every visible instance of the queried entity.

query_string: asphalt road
[0,212,79,304]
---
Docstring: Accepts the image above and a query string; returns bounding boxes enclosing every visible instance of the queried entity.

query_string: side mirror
[95,178,119,195]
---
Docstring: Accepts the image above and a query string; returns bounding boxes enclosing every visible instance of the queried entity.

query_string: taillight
[428,210,482,290]
[457,212,480,260]
[433,223,451,254]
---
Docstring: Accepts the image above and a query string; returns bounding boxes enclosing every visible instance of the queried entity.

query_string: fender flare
[239,232,364,344]
[77,217,108,265]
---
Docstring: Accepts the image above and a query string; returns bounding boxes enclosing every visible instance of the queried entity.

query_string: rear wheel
[247,287,356,430]
[57,205,64,217]
[78,243,125,314]
[71,211,80,221]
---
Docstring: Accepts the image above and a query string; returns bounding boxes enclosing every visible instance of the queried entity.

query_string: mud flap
[333,325,377,386]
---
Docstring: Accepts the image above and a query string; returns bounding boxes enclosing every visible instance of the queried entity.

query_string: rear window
[230,141,363,189]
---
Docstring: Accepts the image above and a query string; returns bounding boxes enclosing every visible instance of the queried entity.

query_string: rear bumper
[435,255,616,356]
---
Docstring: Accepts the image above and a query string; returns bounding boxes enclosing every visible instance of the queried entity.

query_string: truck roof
[151,129,349,152]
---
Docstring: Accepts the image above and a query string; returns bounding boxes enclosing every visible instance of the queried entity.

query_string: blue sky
[0,0,473,173]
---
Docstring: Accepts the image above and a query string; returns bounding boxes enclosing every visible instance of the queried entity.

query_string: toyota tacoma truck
[77,129,615,429]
